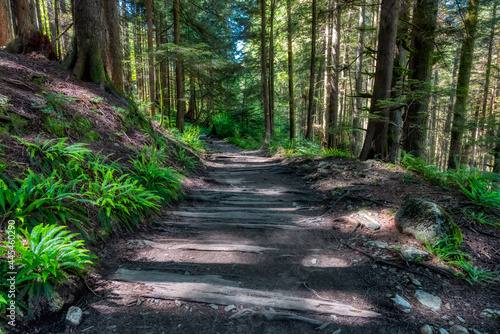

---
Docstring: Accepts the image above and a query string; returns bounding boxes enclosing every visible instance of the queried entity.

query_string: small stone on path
[449,325,469,334]
[438,329,450,334]
[420,324,433,334]
[66,306,83,326]
[480,308,500,320]
[224,305,236,312]
[401,246,430,262]
[209,303,219,309]
[391,294,412,313]
[415,290,442,311]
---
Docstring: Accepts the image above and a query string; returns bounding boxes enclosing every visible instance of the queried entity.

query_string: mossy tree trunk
[305,0,316,140]
[103,0,124,93]
[401,0,438,159]
[359,0,400,161]
[174,0,185,132]
[447,0,480,170]
[261,0,270,143]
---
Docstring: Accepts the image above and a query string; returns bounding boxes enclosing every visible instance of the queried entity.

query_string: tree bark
[5,0,34,53]
[261,0,271,143]
[326,3,340,149]
[66,0,106,85]
[401,0,438,159]
[269,0,275,137]
[103,0,124,93]
[352,3,366,155]
[286,0,295,140]
[174,0,185,132]
[359,0,400,161]
[447,0,480,170]
[0,0,14,47]
[305,0,317,140]
[146,0,155,117]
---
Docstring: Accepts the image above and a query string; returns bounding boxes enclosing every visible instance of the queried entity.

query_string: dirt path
[42,139,498,334]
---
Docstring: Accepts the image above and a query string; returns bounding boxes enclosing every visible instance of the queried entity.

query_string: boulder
[395,197,462,246]
[66,306,83,326]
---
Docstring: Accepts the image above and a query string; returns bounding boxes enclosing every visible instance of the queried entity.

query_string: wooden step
[130,239,278,253]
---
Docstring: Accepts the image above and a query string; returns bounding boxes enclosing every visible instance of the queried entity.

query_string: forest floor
[23,138,500,334]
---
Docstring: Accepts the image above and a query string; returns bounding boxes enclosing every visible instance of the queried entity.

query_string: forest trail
[70,138,387,334]
[61,138,498,334]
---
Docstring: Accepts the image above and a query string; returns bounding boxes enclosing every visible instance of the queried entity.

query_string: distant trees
[1,0,499,173]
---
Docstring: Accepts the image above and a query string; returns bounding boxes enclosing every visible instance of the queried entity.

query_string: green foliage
[15,136,90,177]
[34,91,76,116]
[226,135,262,150]
[170,125,205,154]
[130,152,184,204]
[401,151,500,214]
[0,171,89,234]
[0,224,94,316]
[321,148,353,158]
[420,236,464,261]
[463,210,500,227]
[175,148,197,172]
[86,170,162,233]
[449,256,500,285]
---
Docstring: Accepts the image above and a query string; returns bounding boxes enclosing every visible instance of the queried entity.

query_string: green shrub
[175,148,197,172]
[0,224,94,317]
[0,171,89,234]
[449,256,500,285]
[15,136,90,177]
[130,153,184,203]
[86,170,162,232]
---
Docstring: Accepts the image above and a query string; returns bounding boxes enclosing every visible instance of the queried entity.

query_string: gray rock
[456,316,465,323]
[438,329,450,334]
[411,278,422,287]
[395,197,462,245]
[469,329,482,334]
[480,308,500,320]
[391,294,412,313]
[449,325,469,334]
[66,306,83,326]
[224,305,236,312]
[401,246,431,262]
[209,303,219,309]
[415,290,442,311]
[421,324,434,334]
[367,241,388,249]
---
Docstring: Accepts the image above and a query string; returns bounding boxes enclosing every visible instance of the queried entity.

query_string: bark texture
[286,0,295,139]
[447,0,480,170]
[359,0,400,161]
[0,0,13,47]
[103,0,124,93]
[174,0,185,132]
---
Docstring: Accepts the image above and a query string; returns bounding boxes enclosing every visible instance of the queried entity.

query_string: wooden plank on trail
[130,239,277,253]
[155,221,302,230]
[112,268,240,287]
[118,281,380,318]
[171,211,306,220]
[177,207,301,213]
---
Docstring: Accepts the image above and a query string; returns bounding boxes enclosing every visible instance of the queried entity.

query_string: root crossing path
[75,139,387,334]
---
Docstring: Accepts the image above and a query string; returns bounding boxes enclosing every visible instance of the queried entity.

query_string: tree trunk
[66,0,106,86]
[122,0,132,95]
[0,0,14,47]
[439,50,459,169]
[286,0,295,140]
[34,0,42,33]
[261,0,271,143]
[447,0,480,170]
[135,3,143,100]
[174,0,185,132]
[352,3,365,155]
[5,0,34,53]
[359,0,400,161]
[54,0,61,57]
[401,0,438,159]
[326,3,340,149]
[103,0,124,93]
[305,0,317,140]
[146,0,155,117]
[269,0,275,137]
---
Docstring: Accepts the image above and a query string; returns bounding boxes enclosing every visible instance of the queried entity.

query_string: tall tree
[103,0,124,93]
[0,0,14,47]
[286,0,295,140]
[261,0,271,143]
[401,0,438,158]
[325,3,340,149]
[359,0,400,161]
[447,0,480,170]
[352,3,366,155]
[146,0,155,117]
[305,0,317,140]
[174,0,185,132]
[5,0,35,53]
[64,0,107,86]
